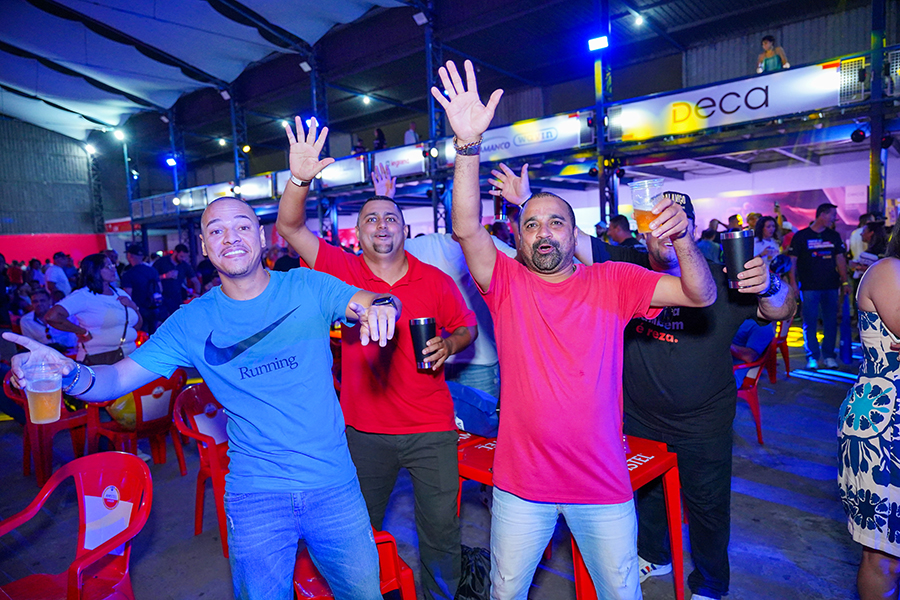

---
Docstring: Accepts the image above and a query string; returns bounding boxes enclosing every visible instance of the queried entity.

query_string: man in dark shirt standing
[788,203,849,370]
[608,214,640,248]
[153,243,200,318]
[121,244,162,334]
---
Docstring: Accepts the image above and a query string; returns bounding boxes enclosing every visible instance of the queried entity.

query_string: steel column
[869,0,887,215]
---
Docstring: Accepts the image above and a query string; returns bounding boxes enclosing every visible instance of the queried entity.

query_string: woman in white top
[45,253,142,362]
[753,216,781,267]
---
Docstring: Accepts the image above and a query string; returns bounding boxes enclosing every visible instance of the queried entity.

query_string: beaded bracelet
[453,136,483,156]
[62,364,81,394]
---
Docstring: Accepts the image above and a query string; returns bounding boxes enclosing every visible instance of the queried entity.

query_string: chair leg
[213,474,229,558]
[150,433,166,464]
[746,390,764,445]
[780,343,791,378]
[22,425,31,476]
[34,425,53,487]
[765,349,777,384]
[195,472,208,536]
[70,425,86,458]
[662,465,685,600]
[570,539,596,600]
[171,427,187,477]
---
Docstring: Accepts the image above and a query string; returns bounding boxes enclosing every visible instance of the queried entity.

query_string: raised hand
[372,163,396,199]
[430,60,503,142]
[285,117,335,182]
[648,196,689,240]
[1,332,76,389]
[488,163,530,206]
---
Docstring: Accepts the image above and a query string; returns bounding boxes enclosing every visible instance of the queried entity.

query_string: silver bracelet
[289,175,311,187]
[76,364,97,396]
[62,363,81,394]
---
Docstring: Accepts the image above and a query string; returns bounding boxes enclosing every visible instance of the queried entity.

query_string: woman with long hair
[839,219,900,599]
[753,215,781,266]
[44,253,142,363]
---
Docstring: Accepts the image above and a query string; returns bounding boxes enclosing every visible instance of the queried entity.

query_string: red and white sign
[101,485,120,510]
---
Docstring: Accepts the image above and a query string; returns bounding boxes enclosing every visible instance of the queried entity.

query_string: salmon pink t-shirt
[482,252,663,504]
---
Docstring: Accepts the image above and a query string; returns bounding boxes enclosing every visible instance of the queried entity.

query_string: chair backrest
[130,368,187,429]
[733,344,773,390]
[173,383,229,449]
[2,371,26,408]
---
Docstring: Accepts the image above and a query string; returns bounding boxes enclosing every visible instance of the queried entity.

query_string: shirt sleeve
[295,268,361,325]
[57,289,86,317]
[129,309,191,378]
[604,261,664,321]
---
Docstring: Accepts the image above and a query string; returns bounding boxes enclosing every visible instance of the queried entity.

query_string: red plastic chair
[87,369,188,474]
[173,383,230,557]
[734,345,772,445]
[764,318,792,383]
[0,451,153,600]
[293,528,416,599]
[3,372,87,487]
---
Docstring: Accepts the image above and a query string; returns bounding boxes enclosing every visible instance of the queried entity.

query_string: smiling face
[199,198,265,279]
[356,198,405,258]
[517,194,577,275]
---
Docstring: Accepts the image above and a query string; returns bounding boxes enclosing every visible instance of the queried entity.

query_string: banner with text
[606,62,841,142]
[320,155,367,189]
[373,144,427,178]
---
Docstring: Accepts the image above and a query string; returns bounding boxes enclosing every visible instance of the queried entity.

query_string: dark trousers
[625,417,733,599]
[345,426,461,600]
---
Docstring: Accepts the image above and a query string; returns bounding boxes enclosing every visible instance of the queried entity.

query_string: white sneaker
[823,357,839,368]
[638,556,672,583]
[806,358,819,370]
[691,595,718,600]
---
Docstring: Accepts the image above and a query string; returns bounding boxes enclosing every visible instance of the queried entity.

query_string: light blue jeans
[225,477,381,600]
[444,362,500,399]
[490,487,642,600]
[800,288,838,360]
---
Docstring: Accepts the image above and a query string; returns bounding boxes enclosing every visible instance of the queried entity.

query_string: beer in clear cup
[628,179,665,234]
[24,361,62,424]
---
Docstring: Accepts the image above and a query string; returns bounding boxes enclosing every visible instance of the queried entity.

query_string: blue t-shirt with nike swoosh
[130,268,360,493]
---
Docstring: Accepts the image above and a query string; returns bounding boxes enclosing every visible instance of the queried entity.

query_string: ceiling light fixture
[635,15,644,26]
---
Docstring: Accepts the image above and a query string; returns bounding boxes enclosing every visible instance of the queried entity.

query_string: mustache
[531,238,560,251]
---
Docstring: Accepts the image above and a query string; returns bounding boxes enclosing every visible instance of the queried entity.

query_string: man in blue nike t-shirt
[4,197,402,600]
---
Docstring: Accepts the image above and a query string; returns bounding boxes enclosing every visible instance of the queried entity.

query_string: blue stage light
[166,157,177,167]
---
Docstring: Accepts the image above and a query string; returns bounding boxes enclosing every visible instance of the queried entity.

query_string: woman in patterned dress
[839,219,900,599]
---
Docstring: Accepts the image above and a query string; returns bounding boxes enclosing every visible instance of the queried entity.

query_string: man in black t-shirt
[588,195,795,600]
[121,244,162,334]
[787,203,849,370]
[153,244,200,319]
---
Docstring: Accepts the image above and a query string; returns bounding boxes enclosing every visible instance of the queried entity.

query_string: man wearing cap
[121,244,162,334]
[491,170,795,600]
[276,117,477,600]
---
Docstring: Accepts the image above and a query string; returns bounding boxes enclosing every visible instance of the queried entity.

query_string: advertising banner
[320,155,367,189]
[373,144,427,178]
[441,112,594,165]
[607,63,841,142]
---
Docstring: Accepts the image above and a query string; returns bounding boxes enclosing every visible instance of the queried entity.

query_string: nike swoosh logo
[204,307,300,366]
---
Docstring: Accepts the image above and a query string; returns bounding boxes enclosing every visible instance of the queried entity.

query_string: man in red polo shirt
[276,118,477,600]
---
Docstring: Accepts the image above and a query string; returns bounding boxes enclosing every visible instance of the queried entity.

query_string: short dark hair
[519,192,576,230]
[174,244,189,253]
[358,196,405,226]
[53,251,66,260]
[30,288,50,301]
[609,214,630,231]
[762,35,775,44]
[815,203,837,218]
[700,228,717,240]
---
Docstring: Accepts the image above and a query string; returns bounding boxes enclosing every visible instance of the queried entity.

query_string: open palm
[285,116,335,181]
[431,60,503,142]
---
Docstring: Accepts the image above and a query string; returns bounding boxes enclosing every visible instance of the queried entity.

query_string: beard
[371,238,395,254]
[529,238,564,272]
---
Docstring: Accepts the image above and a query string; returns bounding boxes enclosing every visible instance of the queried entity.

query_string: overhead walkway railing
[605,46,900,145]
[130,111,595,220]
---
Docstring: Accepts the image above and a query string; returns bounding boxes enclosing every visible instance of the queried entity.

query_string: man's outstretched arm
[431,60,503,292]
[275,117,336,268]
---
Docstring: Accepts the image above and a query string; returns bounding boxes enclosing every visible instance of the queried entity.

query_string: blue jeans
[800,288,838,360]
[444,362,500,399]
[225,477,381,600]
[490,487,642,600]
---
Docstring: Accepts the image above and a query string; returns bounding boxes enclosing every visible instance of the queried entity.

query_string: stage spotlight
[166,157,177,167]
[218,138,227,146]
[588,36,609,51]
[635,15,644,26]
[299,61,312,73]
[362,96,371,105]
[851,129,867,143]
[113,130,125,141]
[588,167,599,177]
[882,135,894,149]
[85,144,96,155]
[429,147,439,158]
[242,145,251,153]
[172,197,181,206]
[615,168,626,178]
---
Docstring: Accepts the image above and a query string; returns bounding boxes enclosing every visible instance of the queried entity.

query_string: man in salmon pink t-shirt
[431,60,716,600]
[275,117,477,600]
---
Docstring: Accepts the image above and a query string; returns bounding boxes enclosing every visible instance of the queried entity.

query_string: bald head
[202,197,259,233]
[519,192,576,231]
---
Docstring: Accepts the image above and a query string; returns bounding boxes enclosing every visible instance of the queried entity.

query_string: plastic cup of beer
[23,361,62,424]
[628,179,665,234]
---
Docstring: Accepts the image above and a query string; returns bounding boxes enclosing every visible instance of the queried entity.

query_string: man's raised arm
[275,117,335,268]
[431,60,503,292]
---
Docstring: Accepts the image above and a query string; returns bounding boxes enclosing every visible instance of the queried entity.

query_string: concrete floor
[0,340,863,599]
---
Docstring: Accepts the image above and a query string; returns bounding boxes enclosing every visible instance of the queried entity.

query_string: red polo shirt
[315,239,476,434]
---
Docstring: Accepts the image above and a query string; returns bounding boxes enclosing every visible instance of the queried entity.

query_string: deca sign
[607,62,840,142]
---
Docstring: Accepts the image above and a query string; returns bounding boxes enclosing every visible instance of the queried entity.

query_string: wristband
[77,365,97,396]
[453,136,483,156]
[289,175,311,187]
[758,275,782,298]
